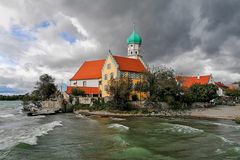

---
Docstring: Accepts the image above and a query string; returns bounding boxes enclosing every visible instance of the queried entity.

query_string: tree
[32,74,57,100]
[108,78,132,110]
[225,88,240,97]
[188,84,218,102]
[135,66,182,104]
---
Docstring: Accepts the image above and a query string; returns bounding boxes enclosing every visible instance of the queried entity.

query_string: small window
[83,81,87,86]
[131,44,133,47]
[120,71,126,78]
[135,51,138,54]
[107,63,111,69]
[104,74,108,80]
[99,81,102,85]
[104,85,108,91]
[110,72,114,79]
[129,72,140,79]
[131,51,133,54]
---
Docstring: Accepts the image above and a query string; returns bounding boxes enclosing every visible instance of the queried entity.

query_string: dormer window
[107,63,111,69]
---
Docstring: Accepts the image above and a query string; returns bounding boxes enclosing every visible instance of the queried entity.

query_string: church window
[107,63,111,69]
[110,72,114,79]
[129,72,140,79]
[104,85,108,91]
[120,71,126,78]
[104,74,108,80]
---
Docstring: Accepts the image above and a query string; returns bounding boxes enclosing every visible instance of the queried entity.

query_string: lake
[0,101,240,160]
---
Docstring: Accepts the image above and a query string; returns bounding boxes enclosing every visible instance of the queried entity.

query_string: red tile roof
[215,82,228,89]
[66,86,100,95]
[113,55,146,73]
[70,59,105,80]
[176,75,211,88]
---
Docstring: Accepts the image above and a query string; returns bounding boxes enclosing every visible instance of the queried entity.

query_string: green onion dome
[127,30,142,45]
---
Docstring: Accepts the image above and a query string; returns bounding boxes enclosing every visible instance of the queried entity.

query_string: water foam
[0,121,62,150]
[111,118,126,121]
[216,135,235,145]
[108,123,129,131]
[211,122,240,130]
[0,114,14,118]
[162,123,204,134]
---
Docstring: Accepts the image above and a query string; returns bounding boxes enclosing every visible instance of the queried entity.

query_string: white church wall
[70,79,99,87]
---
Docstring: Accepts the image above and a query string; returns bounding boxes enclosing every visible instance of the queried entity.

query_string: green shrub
[188,84,218,102]
[72,88,85,96]
[131,94,138,101]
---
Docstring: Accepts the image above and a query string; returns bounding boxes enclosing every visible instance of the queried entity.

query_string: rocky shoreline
[23,99,67,116]
[74,104,240,121]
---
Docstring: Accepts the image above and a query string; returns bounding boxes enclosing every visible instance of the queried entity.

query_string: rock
[24,98,67,116]
[235,116,240,124]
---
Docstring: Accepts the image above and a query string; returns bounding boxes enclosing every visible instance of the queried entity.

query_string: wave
[210,122,240,130]
[0,114,15,118]
[111,118,126,121]
[0,121,62,150]
[108,123,129,131]
[111,135,129,146]
[161,123,204,134]
[216,135,235,145]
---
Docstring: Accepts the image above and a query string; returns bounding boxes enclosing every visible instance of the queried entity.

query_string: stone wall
[41,99,63,111]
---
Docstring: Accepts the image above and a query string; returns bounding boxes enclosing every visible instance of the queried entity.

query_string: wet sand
[190,104,240,120]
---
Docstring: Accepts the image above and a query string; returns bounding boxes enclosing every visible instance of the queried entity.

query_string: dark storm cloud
[61,0,240,76]
[1,0,240,94]
[199,0,240,55]
[62,0,196,62]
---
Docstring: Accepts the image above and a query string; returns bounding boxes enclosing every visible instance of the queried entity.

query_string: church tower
[127,26,142,59]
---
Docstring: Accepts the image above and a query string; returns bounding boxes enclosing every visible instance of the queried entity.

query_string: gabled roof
[176,75,211,88]
[215,82,228,89]
[112,55,146,73]
[66,86,99,95]
[70,59,105,80]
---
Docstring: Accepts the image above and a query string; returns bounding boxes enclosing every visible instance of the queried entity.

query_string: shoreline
[74,104,240,121]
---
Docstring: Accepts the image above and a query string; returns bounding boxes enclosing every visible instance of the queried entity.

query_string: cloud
[0,0,240,94]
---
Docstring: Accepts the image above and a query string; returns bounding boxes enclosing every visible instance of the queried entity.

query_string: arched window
[83,81,87,86]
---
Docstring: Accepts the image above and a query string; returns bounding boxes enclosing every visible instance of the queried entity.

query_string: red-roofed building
[176,75,213,88]
[176,75,227,96]
[66,28,147,99]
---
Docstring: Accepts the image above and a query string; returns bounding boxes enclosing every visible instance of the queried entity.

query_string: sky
[0,0,240,94]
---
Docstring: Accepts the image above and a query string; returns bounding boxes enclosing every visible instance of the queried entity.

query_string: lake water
[0,101,240,160]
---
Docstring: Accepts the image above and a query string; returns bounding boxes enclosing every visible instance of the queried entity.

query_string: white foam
[108,123,129,131]
[0,114,14,118]
[0,121,62,150]
[211,122,240,130]
[76,114,86,119]
[216,135,235,145]
[162,123,204,134]
[111,118,126,121]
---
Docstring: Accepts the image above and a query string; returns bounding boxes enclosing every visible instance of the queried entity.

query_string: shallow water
[1,101,240,159]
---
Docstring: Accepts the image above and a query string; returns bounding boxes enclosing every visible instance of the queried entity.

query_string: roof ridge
[177,74,211,77]
[85,59,105,62]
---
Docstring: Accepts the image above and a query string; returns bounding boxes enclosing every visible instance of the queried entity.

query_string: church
[66,28,147,100]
